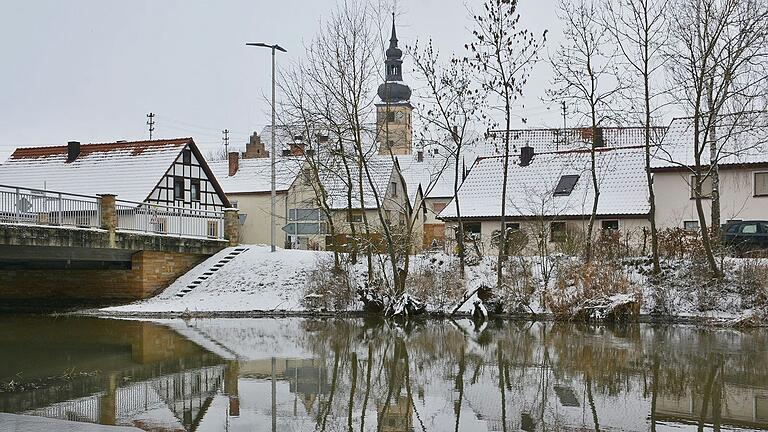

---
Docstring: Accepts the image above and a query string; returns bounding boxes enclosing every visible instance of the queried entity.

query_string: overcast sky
[0,0,565,160]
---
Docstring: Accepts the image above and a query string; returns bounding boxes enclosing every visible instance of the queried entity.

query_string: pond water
[0,316,767,432]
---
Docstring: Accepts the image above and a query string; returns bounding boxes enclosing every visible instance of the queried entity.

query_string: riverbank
[84,245,767,326]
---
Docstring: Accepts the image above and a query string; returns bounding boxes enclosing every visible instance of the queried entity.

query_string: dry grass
[407,255,466,311]
[547,259,641,321]
[302,255,359,311]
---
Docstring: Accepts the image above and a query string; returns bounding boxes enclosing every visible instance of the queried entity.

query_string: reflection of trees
[288,319,768,431]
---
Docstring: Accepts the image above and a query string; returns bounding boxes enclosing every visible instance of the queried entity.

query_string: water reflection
[0,316,766,431]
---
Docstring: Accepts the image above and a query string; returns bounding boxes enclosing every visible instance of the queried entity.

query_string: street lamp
[246,42,286,253]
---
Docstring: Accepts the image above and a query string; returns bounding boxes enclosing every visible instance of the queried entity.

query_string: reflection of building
[378,396,413,432]
[0,318,227,432]
[657,383,768,430]
[234,358,330,415]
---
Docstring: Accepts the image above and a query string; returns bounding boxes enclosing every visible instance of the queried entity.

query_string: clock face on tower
[395,111,405,122]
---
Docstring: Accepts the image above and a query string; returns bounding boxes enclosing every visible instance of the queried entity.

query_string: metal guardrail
[0,184,101,228]
[116,199,225,240]
[0,184,226,240]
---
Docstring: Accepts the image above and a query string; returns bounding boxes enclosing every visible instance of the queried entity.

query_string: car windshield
[741,224,758,234]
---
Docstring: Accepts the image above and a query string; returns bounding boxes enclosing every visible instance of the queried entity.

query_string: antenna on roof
[222,129,230,154]
[146,113,155,140]
[560,101,567,151]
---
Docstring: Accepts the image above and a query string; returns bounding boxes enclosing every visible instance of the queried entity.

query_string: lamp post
[246,42,286,253]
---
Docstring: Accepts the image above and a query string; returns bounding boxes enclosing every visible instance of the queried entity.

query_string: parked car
[723,220,768,256]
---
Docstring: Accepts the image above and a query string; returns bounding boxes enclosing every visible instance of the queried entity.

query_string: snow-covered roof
[651,112,768,170]
[208,156,303,194]
[461,126,665,171]
[395,154,457,205]
[440,146,650,219]
[319,155,396,210]
[0,138,201,203]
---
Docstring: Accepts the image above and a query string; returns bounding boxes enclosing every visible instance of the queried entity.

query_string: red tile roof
[10,138,192,160]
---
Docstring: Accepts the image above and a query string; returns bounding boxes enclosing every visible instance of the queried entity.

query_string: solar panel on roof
[553,174,579,196]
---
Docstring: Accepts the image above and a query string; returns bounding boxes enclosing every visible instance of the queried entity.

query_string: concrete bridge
[0,185,239,302]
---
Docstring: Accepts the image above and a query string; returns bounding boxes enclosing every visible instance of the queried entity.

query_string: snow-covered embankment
[101,246,325,314]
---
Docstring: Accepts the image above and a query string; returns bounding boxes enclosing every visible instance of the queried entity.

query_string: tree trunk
[643,56,661,275]
[454,153,466,278]
[497,100,512,289]
[585,120,600,262]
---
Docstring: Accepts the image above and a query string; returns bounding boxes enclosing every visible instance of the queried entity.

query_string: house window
[347,213,363,223]
[601,220,619,231]
[755,172,768,196]
[173,177,184,200]
[432,202,447,213]
[207,220,219,238]
[182,148,192,165]
[683,220,700,232]
[190,179,201,201]
[391,182,398,197]
[690,175,713,199]
[463,222,481,240]
[492,222,521,245]
[553,175,580,196]
[550,221,567,242]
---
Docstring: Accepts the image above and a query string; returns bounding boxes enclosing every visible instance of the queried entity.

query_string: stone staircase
[174,247,249,298]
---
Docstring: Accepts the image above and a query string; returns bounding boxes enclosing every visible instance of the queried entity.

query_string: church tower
[376,14,413,156]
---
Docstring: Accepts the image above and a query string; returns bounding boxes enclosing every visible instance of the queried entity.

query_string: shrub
[658,228,703,259]
[498,257,536,313]
[302,255,359,311]
[733,259,768,312]
[407,254,466,312]
[547,259,641,321]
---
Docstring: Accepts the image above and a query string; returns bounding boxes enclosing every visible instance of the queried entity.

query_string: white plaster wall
[654,169,768,229]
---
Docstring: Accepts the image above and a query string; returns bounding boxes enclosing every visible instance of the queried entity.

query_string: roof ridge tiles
[10,138,193,159]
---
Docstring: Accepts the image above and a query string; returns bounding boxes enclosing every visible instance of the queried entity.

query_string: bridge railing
[0,184,101,228]
[115,199,225,240]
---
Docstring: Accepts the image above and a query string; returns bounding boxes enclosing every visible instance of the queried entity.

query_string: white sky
[0,0,572,160]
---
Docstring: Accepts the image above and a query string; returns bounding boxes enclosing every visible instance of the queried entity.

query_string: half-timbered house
[0,138,230,236]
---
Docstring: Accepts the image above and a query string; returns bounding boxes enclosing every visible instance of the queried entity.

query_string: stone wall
[0,250,206,301]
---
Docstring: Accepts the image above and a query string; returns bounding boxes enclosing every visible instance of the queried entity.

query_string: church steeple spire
[378,13,411,102]
[376,13,413,156]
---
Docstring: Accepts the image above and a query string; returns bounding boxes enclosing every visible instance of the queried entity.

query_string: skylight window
[553,175,579,196]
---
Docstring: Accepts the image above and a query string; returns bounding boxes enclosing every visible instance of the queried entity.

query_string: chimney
[417,150,424,162]
[228,152,239,176]
[593,127,605,147]
[67,141,80,162]
[519,145,534,167]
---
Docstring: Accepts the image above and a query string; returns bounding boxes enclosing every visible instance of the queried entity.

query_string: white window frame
[601,220,620,231]
[689,174,713,199]
[683,220,700,232]
[753,171,768,197]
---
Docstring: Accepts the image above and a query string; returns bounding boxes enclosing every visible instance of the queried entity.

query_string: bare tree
[411,39,483,278]
[666,0,768,277]
[466,0,547,289]
[601,0,670,276]
[548,0,626,262]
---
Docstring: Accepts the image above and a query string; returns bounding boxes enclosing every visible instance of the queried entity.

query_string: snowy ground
[102,246,324,313]
[96,245,763,323]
